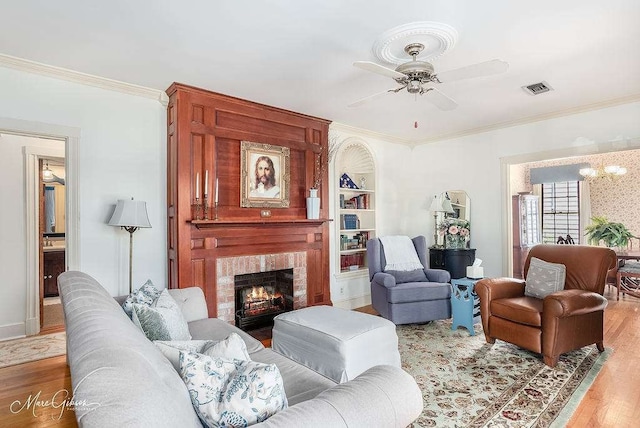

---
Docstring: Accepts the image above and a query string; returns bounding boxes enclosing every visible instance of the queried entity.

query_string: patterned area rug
[398,320,609,427]
[0,332,66,369]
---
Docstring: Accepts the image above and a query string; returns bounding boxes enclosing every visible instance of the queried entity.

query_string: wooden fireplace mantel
[190,218,332,229]
[166,83,332,318]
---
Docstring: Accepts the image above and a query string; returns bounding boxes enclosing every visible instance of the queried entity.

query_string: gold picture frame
[240,141,290,208]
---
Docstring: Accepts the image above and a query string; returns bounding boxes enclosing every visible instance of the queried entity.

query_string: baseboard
[0,322,26,341]
[333,294,372,310]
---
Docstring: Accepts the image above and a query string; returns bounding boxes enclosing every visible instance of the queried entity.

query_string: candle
[195,172,200,200]
[204,170,209,197]
[215,178,219,204]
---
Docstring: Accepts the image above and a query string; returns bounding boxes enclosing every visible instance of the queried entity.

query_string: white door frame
[500,137,640,277]
[1,117,80,336]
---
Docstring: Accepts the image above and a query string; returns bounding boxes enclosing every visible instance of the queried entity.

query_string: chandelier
[579,164,627,180]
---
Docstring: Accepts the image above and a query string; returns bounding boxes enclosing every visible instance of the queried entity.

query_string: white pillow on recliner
[525,257,566,299]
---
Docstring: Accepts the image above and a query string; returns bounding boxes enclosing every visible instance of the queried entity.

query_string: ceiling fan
[350,43,508,110]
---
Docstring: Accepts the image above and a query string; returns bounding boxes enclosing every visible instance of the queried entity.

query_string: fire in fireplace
[234,269,293,330]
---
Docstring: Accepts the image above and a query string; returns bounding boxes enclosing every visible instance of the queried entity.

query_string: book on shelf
[340,231,370,250]
[340,252,365,271]
[340,214,359,230]
[342,194,370,209]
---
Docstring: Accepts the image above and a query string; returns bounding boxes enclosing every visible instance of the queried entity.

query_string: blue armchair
[367,236,451,325]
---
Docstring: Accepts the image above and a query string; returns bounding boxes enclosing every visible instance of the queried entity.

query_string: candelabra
[193,197,202,220]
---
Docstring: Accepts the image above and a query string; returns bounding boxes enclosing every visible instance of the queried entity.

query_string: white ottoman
[271,305,401,383]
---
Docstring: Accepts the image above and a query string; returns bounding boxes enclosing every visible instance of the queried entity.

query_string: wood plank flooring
[0,287,637,427]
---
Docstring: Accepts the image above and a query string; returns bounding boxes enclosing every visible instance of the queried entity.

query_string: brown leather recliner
[476,244,617,367]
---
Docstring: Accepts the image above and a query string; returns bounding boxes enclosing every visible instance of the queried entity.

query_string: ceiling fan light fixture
[407,80,422,93]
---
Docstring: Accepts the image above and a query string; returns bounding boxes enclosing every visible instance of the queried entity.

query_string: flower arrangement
[438,217,470,248]
[312,132,339,189]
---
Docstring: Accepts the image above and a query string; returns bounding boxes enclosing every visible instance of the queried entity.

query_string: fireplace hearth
[234,269,293,331]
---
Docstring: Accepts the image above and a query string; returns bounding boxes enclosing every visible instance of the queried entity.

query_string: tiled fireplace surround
[215,251,307,324]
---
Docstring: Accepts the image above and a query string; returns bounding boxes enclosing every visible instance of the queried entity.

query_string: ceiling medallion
[373,21,458,65]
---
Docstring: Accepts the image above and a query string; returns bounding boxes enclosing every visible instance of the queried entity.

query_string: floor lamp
[108,198,151,293]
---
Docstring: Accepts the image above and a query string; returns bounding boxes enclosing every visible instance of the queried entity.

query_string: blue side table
[450,277,482,335]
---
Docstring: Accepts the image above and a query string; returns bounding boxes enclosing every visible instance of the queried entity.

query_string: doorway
[40,156,66,332]
[0,117,79,340]
[502,140,640,276]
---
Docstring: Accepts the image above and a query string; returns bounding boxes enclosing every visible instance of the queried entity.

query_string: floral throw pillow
[180,352,287,427]
[155,333,251,372]
[122,279,162,318]
[131,289,192,341]
[525,257,566,299]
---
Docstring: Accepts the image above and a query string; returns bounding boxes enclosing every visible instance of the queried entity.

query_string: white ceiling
[2,1,639,143]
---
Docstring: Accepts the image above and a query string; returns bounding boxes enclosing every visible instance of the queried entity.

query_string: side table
[450,277,482,335]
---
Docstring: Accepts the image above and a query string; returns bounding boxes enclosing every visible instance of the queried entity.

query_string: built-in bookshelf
[335,141,376,276]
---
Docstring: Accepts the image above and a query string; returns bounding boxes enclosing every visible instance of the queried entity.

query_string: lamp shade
[429,195,443,212]
[108,199,151,228]
[441,198,455,214]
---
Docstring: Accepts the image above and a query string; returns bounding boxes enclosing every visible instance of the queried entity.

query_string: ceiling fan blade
[436,59,509,83]
[353,61,406,79]
[423,87,458,111]
[348,87,401,108]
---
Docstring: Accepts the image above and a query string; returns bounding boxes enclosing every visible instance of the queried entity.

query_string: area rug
[0,332,66,369]
[398,320,610,427]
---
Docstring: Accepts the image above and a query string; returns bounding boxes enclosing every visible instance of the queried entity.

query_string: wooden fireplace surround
[166,83,332,317]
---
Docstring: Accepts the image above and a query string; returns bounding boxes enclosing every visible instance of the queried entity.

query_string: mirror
[431,190,470,247]
[42,160,66,235]
[446,190,470,221]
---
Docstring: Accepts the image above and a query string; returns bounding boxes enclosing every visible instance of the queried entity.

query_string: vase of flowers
[439,218,470,249]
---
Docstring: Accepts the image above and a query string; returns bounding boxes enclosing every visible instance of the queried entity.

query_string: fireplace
[234,268,294,330]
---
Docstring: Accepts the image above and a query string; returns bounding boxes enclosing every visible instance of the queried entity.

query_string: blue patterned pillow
[180,352,287,427]
[155,333,251,371]
[131,289,192,341]
[122,279,161,318]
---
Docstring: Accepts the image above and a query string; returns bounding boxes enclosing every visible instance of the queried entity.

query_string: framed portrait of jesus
[240,141,290,208]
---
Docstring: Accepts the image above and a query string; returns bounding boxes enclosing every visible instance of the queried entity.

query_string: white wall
[0,66,167,338]
[407,101,640,279]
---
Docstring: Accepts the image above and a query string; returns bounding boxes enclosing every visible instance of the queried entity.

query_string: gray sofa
[58,271,423,427]
[367,236,451,325]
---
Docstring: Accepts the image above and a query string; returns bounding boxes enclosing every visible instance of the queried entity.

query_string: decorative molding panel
[0,53,169,106]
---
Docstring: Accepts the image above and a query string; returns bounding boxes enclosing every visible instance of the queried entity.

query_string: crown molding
[0,53,169,106]
[417,93,640,145]
[330,122,416,147]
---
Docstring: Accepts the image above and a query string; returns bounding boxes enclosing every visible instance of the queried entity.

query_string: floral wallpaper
[511,149,640,241]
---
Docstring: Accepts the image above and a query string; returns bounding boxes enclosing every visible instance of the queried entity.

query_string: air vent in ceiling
[522,81,553,95]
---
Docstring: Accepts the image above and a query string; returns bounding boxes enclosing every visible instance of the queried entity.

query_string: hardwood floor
[0,355,76,427]
[0,288,637,427]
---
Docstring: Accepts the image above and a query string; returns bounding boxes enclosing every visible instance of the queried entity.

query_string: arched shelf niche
[334,137,376,277]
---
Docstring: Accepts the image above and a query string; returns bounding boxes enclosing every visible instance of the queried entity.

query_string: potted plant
[584,216,637,248]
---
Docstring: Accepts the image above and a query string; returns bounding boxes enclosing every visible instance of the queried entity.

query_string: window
[541,181,580,244]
